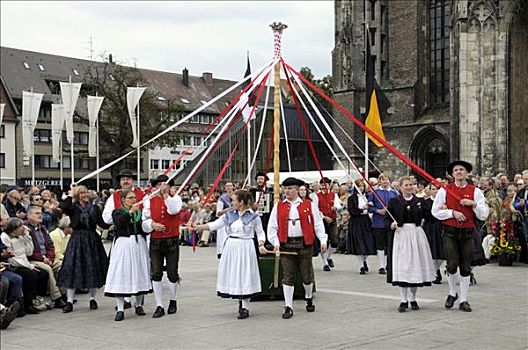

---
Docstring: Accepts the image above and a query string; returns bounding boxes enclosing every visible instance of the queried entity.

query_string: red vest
[277,199,315,245]
[443,182,476,228]
[317,192,336,220]
[149,195,180,239]
[113,187,145,209]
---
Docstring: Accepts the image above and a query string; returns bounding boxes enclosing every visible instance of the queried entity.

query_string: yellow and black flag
[365,30,391,147]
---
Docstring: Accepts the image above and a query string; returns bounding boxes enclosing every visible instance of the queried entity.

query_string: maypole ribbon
[282,60,459,201]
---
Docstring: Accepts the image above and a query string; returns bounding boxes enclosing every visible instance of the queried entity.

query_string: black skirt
[347,215,376,256]
[58,229,109,289]
[423,221,446,260]
[471,228,487,266]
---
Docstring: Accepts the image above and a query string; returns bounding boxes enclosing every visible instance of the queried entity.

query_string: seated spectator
[49,214,72,264]
[178,202,192,245]
[0,239,23,311]
[337,210,350,254]
[2,186,26,219]
[196,204,213,247]
[26,206,66,309]
[1,218,48,314]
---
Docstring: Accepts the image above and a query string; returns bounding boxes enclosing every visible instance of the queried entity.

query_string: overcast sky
[1,1,334,81]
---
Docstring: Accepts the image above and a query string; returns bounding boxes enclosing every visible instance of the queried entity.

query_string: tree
[81,59,185,180]
[297,66,333,111]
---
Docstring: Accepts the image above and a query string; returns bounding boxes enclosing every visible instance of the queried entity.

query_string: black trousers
[442,226,474,277]
[150,237,180,283]
[9,266,48,308]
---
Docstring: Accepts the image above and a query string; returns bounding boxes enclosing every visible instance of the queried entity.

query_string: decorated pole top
[270,22,288,58]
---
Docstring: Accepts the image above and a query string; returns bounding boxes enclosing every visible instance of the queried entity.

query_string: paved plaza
[2,245,527,350]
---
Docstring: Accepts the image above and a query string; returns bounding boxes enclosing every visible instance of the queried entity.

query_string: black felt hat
[447,160,473,175]
[151,174,174,187]
[255,171,269,181]
[282,177,304,187]
[319,177,332,184]
[116,169,135,181]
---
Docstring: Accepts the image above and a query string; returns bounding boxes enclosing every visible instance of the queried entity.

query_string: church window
[429,0,451,105]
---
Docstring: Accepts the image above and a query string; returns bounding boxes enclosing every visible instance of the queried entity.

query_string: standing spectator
[498,174,509,199]
[422,183,446,284]
[197,204,213,247]
[513,172,528,263]
[26,205,66,309]
[315,178,341,271]
[59,185,109,313]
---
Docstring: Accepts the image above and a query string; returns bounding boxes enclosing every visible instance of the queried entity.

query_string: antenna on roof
[83,36,94,61]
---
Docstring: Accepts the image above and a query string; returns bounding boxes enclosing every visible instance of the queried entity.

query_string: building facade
[332,0,527,178]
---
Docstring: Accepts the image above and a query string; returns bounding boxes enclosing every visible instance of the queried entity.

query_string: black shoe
[470,273,477,285]
[378,268,386,275]
[0,302,20,330]
[124,300,132,309]
[237,308,249,319]
[327,259,335,268]
[17,307,26,318]
[445,294,458,309]
[168,300,177,314]
[359,267,366,275]
[398,302,408,313]
[114,311,125,321]
[53,298,67,309]
[135,306,146,316]
[459,301,472,312]
[410,301,419,310]
[62,302,73,313]
[152,306,165,318]
[363,261,369,272]
[89,299,98,310]
[305,298,315,312]
[323,265,331,272]
[282,306,293,319]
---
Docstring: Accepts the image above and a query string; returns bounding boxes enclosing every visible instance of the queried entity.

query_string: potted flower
[490,219,522,266]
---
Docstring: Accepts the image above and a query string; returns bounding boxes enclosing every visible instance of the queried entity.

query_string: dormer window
[180,98,190,104]
[72,69,79,76]
[38,64,45,71]
[23,62,30,69]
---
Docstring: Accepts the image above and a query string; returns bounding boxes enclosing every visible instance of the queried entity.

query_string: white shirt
[207,210,265,242]
[267,197,327,247]
[141,194,183,233]
[432,183,489,221]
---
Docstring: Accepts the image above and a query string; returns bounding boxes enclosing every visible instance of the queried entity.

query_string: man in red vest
[102,169,145,310]
[142,175,182,318]
[267,177,327,319]
[432,161,489,312]
[313,177,341,271]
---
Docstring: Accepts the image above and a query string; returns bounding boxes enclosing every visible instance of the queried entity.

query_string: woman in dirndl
[347,179,376,274]
[386,176,435,312]
[58,185,109,313]
[194,190,265,320]
[423,182,446,284]
[104,189,152,321]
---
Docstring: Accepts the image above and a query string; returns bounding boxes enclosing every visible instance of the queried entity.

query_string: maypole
[270,21,287,203]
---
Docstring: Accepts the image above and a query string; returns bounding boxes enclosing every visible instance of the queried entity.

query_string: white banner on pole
[51,104,65,163]
[87,95,105,157]
[22,91,44,157]
[0,103,5,125]
[126,87,146,148]
[60,82,82,144]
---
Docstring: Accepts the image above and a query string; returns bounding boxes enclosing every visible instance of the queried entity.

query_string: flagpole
[270,22,287,204]
[136,84,141,187]
[96,92,100,192]
[30,87,35,185]
[60,136,63,191]
[247,116,251,186]
[364,0,369,179]
[69,76,75,185]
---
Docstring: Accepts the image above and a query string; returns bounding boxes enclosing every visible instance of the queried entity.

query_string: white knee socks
[241,298,250,310]
[399,287,408,303]
[460,276,470,302]
[283,285,294,308]
[135,295,144,307]
[89,288,97,301]
[66,288,75,304]
[303,283,313,299]
[152,281,164,307]
[116,297,125,312]
[409,287,417,302]
[169,282,178,301]
[434,259,444,271]
[377,250,385,269]
[320,251,328,266]
[327,246,334,260]
[447,273,458,297]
